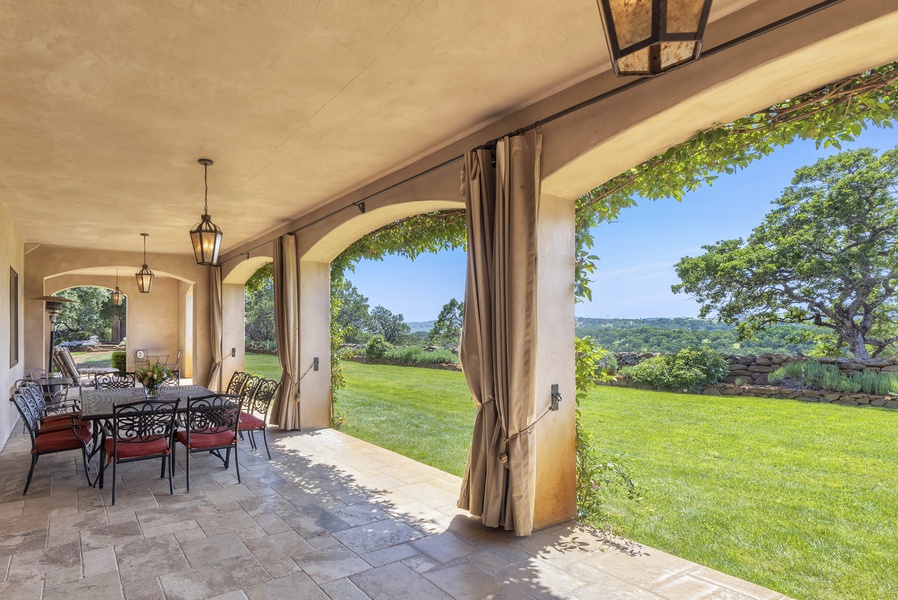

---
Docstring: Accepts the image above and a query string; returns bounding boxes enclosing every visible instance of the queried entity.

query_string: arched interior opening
[43,266,196,376]
[222,256,274,387]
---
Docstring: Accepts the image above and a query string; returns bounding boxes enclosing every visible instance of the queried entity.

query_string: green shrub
[111,351,127,374]
[598,352,619,376]
[384,346,459,366]
[621,347,729,392]
[770,360,898,395]
[365,335,393,359]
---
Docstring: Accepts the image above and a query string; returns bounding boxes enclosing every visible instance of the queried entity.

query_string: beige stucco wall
[221,282,246,389]
[0,200,25,448]
[532,194,577,529]
[24,246,211,384]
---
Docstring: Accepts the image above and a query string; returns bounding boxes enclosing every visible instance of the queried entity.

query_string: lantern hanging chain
[142,234,148,264]
[203,162,209,216]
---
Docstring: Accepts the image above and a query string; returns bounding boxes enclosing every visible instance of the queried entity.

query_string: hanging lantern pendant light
[111,269,124,305]
[135,233,154,293]
[597,0,713,77]
[190,158,223,266]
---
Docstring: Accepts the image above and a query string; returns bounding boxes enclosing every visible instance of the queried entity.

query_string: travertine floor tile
[0,428,790,600]
[333,519,423,554]
[297,546,372,585]
[424,561,509,599]
[244,572,328,600]
[351,562,452,600]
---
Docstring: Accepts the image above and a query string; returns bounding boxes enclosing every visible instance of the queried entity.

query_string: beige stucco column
[298,259,332,429]
[221,282,246,389]
[532,192,577,530]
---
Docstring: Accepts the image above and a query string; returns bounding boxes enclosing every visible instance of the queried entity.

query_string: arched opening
[222,256,274,387]
[44,285,127,374]
[43,266,196,377]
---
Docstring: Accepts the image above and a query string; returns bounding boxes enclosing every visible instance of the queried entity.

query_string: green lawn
[244,354,898,599]
[244,352,282,379]
[581,386,898,600]
[337,361,476,475]
[70,350,114,367]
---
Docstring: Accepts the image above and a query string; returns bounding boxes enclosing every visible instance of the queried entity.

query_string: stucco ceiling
[2,0,755,256]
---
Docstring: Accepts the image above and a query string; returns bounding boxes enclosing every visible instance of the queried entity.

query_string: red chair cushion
[34,428,90,453]
[44,413,83,423]
[175,430,236,449]
[238,412,265,430]
[39,417,91,434]
[105,437,170,460]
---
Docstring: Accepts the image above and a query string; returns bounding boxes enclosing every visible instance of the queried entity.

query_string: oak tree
[673,146,898,359]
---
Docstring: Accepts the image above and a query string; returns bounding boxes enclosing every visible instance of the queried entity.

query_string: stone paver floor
[0,426,793,599]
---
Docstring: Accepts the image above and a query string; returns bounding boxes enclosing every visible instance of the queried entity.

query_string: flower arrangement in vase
[135,361,173,398]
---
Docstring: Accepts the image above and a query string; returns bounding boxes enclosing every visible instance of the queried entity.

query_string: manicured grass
[70,350,114,368]
[244,354,898,599]
[244,352,282,379]
[580,386,898,600]
[244,354,474,474]
[337,361,475,476]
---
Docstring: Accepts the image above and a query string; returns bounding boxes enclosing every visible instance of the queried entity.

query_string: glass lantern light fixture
[135,233,154,294]
[596,0,713,77]
[110,269,124,306]
[190,158,223,266]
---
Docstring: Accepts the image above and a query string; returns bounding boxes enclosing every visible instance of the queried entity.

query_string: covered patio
[0,428,789,599]
[3,0,898,597]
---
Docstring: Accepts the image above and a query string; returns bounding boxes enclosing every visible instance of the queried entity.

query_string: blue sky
[347,124,898,322]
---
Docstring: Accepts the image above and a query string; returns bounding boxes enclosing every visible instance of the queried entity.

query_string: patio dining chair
[226,371,249,396]
[173,394,242,492]
[95,372,136,389]
[16,381,89,431]
[161,369,181,387]
[26,368,47,382]
[9,393,91,494]
[99,399,179,504]
[238,378,280,459]
[239,374,263,405]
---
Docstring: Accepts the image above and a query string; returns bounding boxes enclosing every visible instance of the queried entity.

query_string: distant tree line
[334,281,463,349]
[55,286,127,343]
[245,264,464,352]
[575,317,827,356]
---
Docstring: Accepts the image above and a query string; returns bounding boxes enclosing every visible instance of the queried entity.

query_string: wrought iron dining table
[79,385,215,484]
[80,384,214,420]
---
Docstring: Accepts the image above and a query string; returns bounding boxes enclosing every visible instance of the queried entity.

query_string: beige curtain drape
[270,233,301,429]
[207,265,223,392]
[457,131,541,536]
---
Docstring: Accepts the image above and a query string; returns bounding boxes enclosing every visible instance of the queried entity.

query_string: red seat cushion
[105,436,170,460]
[44,413,84,424]
[34,428,90,453]
[238,412,265,430]
[175,430,236,449]
[39,416,91,433]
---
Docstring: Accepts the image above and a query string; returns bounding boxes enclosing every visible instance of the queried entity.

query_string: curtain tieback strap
[500,403,555,465]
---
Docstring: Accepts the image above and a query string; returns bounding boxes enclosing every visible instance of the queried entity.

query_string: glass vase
[145,385,160,399]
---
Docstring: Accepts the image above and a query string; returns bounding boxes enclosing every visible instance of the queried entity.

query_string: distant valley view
[407,317,824,356]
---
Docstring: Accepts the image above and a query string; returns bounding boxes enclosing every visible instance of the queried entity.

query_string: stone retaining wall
[614,351,898,384]
[610,352,898,408]
[703,383,898,408]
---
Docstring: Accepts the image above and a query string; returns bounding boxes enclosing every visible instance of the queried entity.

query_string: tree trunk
[847,330,869,360]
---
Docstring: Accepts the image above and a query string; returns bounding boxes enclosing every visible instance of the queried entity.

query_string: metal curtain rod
[221,0,845,265]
